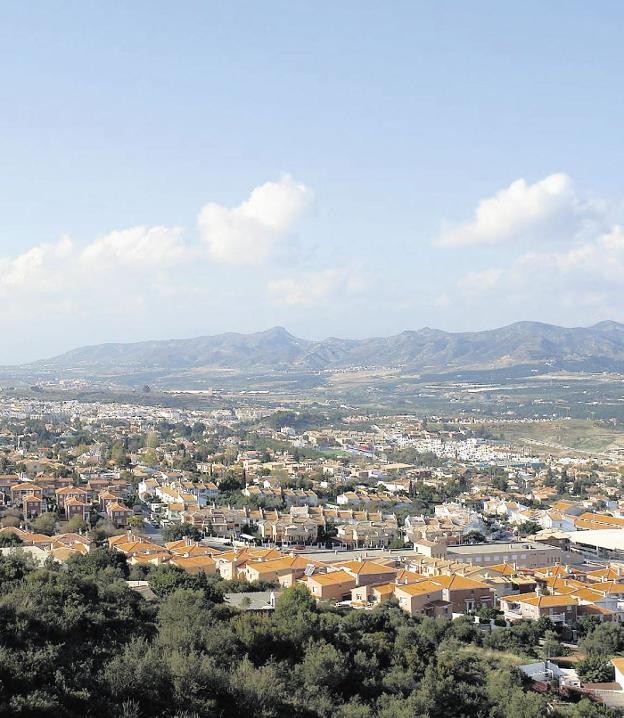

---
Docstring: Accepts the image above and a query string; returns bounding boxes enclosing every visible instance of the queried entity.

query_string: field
[493,419,624,456]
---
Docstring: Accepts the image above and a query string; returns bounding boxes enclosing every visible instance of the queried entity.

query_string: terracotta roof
[307,570,355,586]
[429,575,491,590]
[395,580,444,596]
[512,592,578,608]
[337,560,398,576]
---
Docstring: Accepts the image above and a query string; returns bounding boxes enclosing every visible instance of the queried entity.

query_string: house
[170,555,218,574]
[446,541,563,568]
[225,591,280,611]
[413,538,448,559]
[106,502,132,528]
[611,658,624,689]
[12,482,44,504]
[99,490,121,511]
[500,592,579,624]
[56,486,89,513]
[337,559,398,587]
[245,556,316,586]
[22,494,44,518]
[65,497,90,522]
[305,570,356,602]
[215,547,283,580]
[394,580,450,618]
[428,574,495,613]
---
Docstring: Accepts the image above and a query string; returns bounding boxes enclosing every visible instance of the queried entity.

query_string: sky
[2,1,624,363]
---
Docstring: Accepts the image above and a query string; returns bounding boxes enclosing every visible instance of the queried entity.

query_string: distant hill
[31,321,624,376]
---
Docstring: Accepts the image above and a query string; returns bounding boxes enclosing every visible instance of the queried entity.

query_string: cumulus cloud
[0,225,189,299]
[268,268,364,306]
[0,175,318,361]
[0,235,74,294]
[0,173,311,301]
[81,226,186,268]
[454,223,624,319]
[436,173,601,247]
[198,175,312,264]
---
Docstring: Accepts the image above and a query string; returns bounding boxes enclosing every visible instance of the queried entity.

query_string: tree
[541,630,565,659]
[162,523,202,542]
[218,475,245,493]
[576,655,615,684]
[580,622,624,657]
[317,522,338,547]
[68,547,130,578]
[0,532,23,547]
[128,515,144,533]
[143,448,158,466]
[462,530,486,544]
[1,514,21,528]
[66,515,88,533]
[111,440,130,467]
[148,565,224,604]
[515,521,541,537]
[300,641,348,692]
[31,512,57,536]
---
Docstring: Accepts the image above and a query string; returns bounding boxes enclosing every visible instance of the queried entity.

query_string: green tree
[0,532,23,547]
[576,655,615,684]
[31,512,57,536]
[515,521,541,537]
[580,622,624,657]
[66,515,88,533]
[162,523,202,542]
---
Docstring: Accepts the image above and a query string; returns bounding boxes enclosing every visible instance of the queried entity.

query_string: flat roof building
[567,530,624,562]
[447,541,564,568]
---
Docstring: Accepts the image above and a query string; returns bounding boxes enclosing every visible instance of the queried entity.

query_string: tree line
[0,549,618,718]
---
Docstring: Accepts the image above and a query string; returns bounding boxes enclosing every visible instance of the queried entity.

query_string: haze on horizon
[2,1,624,364]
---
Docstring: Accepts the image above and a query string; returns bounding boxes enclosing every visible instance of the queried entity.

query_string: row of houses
[1,475,133,527]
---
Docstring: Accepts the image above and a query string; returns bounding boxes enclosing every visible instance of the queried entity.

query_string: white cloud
[457,268,503,296]
[0,235,74,293]
[0,225,188,299]
[437,173,601,247]
[455,223,624,317]
[0,173,311,302]
[80,226,186,268]
[268,268,364,306]
[198,175,312,264]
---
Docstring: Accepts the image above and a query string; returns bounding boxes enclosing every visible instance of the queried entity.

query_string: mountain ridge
[29,320,624,375]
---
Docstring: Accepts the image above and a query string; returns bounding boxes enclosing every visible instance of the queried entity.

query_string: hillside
[30,320,624,375]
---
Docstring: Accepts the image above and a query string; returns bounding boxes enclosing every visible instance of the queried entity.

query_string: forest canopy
[0,551,615,718]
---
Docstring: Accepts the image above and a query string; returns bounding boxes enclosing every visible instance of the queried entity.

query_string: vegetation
[0,551,614,718]
[0,533,23,547]
[30,512,58,536]
[161,523,203,543]
[576,655,615,684]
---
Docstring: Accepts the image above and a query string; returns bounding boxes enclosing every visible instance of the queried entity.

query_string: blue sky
[2,2,624,362]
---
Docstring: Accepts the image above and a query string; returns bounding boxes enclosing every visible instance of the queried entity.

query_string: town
[2,392,624,713]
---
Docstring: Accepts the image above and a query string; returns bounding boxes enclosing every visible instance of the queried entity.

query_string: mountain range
[31,321,624,375]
